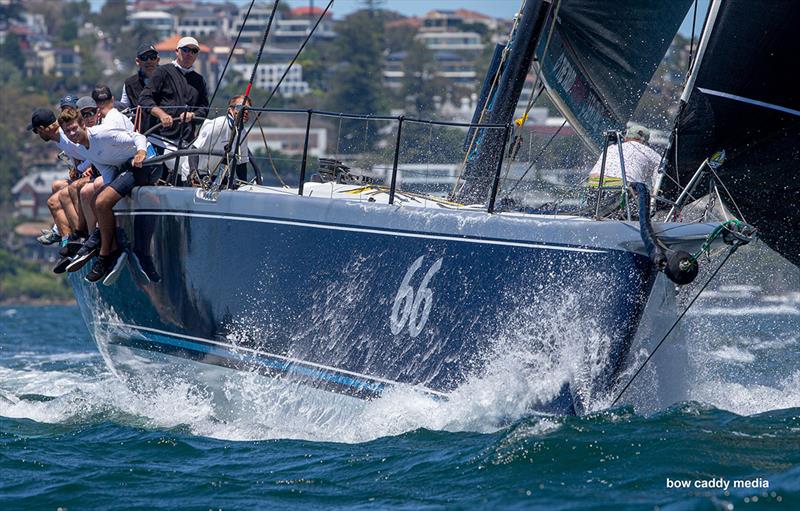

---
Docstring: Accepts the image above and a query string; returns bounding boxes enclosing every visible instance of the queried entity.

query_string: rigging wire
[208,0,256,109]
[609,240,746,408]
[687,0,698,71]
[449,0,525,197]
[242,0,335,142]
[501,118,567,197]
[223,0,282,188]
[256,117,289,188]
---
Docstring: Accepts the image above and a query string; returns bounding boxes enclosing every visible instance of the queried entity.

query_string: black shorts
[109,164,162,196]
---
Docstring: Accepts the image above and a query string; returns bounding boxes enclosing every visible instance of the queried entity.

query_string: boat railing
[138,105,513,212]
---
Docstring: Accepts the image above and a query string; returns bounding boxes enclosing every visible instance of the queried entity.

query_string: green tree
[59,20,79,42]
[0,0,23,21]
[401,39,449,117]
[0,33,26,73]
[95,0,127,42]
[0,76,49,215]
[325,9,387,150]
[384,21,417,53]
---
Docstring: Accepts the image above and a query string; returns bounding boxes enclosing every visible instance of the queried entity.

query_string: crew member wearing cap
[120,43,160,113]
[588,124,661,190]
[585,124,662,217]
[57,106,154,284]
[60,95,78,111]
[28,108,90,271]
[92,84,134,131]
[29,109,72,248]
[138,36,209,152]
[60,96,106,249]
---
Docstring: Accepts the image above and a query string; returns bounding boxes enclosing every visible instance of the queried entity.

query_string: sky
[89,0,708,37]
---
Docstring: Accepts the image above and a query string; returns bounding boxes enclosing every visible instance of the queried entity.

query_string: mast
[455,0,550,204]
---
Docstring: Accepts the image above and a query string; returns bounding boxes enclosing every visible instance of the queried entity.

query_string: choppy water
[1,302,799,509]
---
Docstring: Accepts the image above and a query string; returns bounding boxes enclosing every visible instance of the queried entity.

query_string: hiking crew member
[68,85,142,275]
[94,84,135,131]
[57,106,155,284]
[28,108,92,271]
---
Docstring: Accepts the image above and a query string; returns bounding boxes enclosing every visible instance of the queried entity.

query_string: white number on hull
[390,256,443,337]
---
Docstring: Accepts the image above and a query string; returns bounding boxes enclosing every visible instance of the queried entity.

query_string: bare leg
[68,177,88,233]
[52,179,68,194]
[95,186,122,256]
[90,177,104,225]
[80,180,98,231]
[58,187,80,233]
[47,192,71,237]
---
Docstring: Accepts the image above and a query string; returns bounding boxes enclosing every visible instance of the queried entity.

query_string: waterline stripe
[100,321,448,398]
[698,88,800,118]
[115,210,605,254]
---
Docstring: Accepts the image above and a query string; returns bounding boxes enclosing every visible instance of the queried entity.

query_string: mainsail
[536,0,693,151]
[661,0,800,267]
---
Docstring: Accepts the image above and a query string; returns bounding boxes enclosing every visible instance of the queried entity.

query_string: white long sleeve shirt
[179,115,249,179]
[589,140,662,190]
[63,125,147,182]
[101,107,135,132]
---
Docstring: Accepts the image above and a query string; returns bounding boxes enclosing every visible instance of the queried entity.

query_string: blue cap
[60,95,78,109]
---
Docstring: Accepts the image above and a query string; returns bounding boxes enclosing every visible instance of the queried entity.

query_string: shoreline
[0,297,76,307]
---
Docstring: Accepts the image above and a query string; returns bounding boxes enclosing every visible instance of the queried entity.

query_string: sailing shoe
[66,230,101,272]
[85,254,113,283]
[37,229,61,245]
[59,236,84,257]
[102,250,128,286]
[53,255,73,274]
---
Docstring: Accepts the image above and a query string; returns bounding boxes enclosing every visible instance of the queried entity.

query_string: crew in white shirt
[180,94,251,184]
[58,106,155,285]
[589,124,661,190]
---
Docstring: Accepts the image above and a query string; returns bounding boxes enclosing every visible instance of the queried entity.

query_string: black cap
[28,108,57,131]
[91,84,113,103]
[136,43,158,58]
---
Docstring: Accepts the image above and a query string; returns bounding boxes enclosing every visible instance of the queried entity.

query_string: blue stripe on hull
[107,325,391,399]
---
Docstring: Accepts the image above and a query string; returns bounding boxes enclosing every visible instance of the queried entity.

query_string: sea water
[1,302,798,510]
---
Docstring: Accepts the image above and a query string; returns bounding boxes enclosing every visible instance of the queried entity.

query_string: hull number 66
[390,255,443,337]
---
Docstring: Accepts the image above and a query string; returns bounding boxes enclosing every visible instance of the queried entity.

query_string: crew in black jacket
[119,43,160,114]
[138,36,209,148]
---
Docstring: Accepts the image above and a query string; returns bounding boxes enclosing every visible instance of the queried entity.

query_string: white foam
[690,371,800,416]
[708,345,756,363]
[689,304,800,316]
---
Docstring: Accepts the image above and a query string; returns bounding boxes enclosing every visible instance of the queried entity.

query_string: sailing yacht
[69,0,795,415]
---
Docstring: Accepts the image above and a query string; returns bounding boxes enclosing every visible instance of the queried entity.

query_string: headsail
[661,0,800,267]
[536,0,693,151]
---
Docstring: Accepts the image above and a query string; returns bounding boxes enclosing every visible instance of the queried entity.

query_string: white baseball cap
[177,36,200,50]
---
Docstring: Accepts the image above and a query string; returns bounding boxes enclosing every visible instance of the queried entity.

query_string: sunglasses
[139,53,158,61]
[81,108,98,118]
[179,47,199,55]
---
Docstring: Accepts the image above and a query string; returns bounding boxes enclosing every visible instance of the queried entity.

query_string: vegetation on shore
[0,249,74,305]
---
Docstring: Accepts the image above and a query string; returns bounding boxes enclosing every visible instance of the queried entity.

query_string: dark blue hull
[69,187,678,413]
